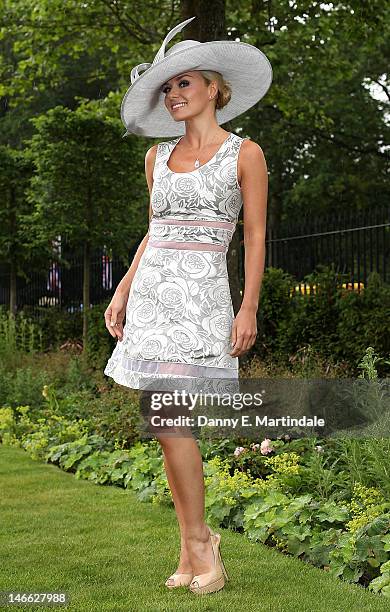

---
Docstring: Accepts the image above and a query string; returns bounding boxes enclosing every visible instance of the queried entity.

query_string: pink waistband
[151,217,235,230]
[148,240,226,252]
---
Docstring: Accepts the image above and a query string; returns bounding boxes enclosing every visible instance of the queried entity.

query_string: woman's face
[161,70,217,120]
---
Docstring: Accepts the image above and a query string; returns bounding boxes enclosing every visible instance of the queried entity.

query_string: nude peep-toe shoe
[165,572,194,588]
[189,531,229,595]
[165,525,213,588]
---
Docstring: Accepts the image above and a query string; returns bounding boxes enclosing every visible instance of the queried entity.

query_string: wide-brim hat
[121,16,273,138]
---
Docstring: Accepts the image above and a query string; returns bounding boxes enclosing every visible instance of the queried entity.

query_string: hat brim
[121,41,272,137]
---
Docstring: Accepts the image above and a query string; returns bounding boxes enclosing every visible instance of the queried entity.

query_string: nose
[166,82,183,101]
[167,94,184,108]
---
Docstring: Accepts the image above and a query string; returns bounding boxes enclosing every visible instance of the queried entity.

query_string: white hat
[121,16,272,138]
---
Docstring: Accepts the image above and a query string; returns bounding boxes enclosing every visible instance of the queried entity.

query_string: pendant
[194,158,200,168]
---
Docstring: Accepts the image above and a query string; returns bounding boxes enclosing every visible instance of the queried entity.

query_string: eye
[162,79,190,94]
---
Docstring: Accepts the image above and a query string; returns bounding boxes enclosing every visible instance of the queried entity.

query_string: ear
[209,80,218,99]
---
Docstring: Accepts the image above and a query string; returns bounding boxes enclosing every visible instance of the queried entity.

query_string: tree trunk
[9,260,17,315]
[9,186,17,315]
[181,0,226,40]
[83,240,91,351]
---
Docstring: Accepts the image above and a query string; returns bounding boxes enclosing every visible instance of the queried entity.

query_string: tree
[0,145,52,314]
[25,103,145,348]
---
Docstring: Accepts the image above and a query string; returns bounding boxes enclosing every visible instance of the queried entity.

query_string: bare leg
[156,435,215,576]
[142,389,215,577]
[161,450,192,573]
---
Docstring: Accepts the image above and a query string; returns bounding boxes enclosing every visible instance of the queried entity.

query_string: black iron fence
[0,244,137,314]
[239,204,389,294]
[0,205,389,314]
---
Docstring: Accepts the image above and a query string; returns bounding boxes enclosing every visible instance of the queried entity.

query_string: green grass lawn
[0,445,389,612]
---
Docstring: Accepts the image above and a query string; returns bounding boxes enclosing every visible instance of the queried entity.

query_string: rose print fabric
[104,131,249,392]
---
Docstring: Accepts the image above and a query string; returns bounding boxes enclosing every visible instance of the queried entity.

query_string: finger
[109,324,123,341]
[230,323,237,349]
[231,331,255,356]
[110,320,124,341]
[230,334,243,356]
[230,345,242,357]
[105,308,122,339]
[108,309,120,329]
[116,323,124,341]
[239,340,250,354]
[104,311,117,338]
[104,308,112,326]
[241,334,255,353]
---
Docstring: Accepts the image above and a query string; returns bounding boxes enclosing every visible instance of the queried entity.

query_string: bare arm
[104,144,158,339]
[230,140,268,357]
[240,140,268,311]
[115,143,158,299]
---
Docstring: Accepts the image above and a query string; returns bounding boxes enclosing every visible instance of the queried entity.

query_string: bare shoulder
[144,143,159,192]
[240,138,266,163]
[145,143,158,171]
[238,138,267,185]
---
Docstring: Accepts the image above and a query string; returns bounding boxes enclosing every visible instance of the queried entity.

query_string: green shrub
[257,267,295,359]
[0,405,45,447]
[276,265,346,366]
[345,482,389,532]
[75,449,120,482]
[124,440,169,504]
[1,404,92,460]
[204,455,276,528]
[369,558,390,597]
[15,305,82,351]
[84,386,143,448]
[336,272,390,371]
[47,434,110,469]
[331,437,390,499]
[0,308,43,359]
[328,515,390,584]
[256,265,389,376]
[0,364,50,409]
[84,301,113,370]
[0,406,20,446]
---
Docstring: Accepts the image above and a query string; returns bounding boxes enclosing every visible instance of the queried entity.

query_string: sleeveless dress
[104,131,249,393]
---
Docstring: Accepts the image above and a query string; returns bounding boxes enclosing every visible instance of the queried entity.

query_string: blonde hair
[199,70,232,110]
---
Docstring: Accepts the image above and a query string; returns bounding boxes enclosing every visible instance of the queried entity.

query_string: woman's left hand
[229,306,258,357]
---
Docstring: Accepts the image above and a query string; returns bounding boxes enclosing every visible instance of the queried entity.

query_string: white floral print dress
[104,131,249,392]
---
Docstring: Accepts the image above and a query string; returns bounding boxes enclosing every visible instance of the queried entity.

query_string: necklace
[181,131,224,168]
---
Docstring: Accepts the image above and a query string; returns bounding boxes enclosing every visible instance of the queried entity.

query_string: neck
[181,126,227,150]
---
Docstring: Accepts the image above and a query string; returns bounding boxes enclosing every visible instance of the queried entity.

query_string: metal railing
[239,204,389,294]
[0,206,388,313]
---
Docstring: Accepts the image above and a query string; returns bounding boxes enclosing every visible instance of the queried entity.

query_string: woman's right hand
[104,290,128,341]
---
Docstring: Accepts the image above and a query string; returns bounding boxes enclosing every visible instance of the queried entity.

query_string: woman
[104,16,271,595]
